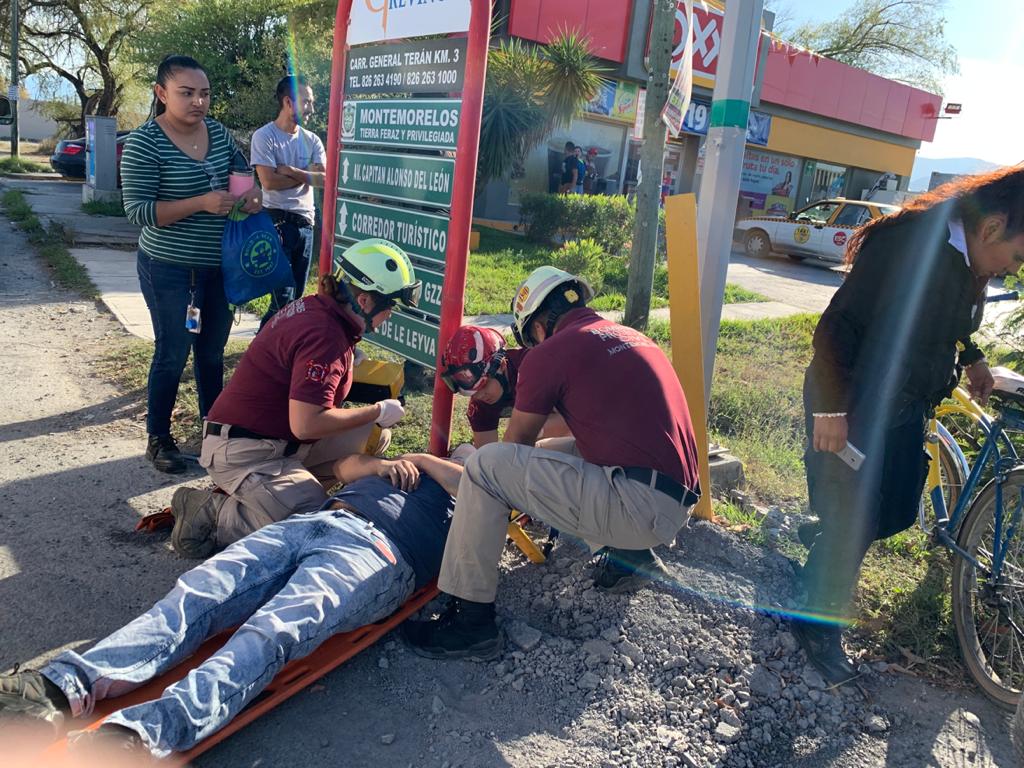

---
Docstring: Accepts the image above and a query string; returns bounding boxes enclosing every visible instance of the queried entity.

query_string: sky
[767,0,1024,165]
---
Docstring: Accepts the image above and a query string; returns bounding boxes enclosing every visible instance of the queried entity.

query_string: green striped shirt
[121,118,239,268]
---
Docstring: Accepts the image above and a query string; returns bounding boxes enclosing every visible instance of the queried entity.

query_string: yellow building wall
[764,115,917,176]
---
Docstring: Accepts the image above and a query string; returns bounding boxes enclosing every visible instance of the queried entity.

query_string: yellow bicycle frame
[924,386,990,524]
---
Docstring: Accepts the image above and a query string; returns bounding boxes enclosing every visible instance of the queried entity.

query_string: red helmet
[440,326,507,395]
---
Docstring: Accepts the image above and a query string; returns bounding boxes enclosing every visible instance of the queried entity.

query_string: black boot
[593,547,670,593]
[790,619,858,685]
[146,434,187,474]
[0,667,69,726]
[403,597,504,660]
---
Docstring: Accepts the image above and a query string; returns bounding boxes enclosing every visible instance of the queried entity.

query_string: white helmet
[510,266,594,347]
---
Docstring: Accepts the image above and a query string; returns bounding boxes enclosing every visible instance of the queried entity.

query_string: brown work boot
[170,487,224,559]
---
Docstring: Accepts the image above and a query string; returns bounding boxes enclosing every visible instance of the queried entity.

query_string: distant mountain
[909,156,1003,192]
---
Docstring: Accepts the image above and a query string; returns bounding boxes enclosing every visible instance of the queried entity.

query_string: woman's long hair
[149,55,207,119]
[846,164,1024,264]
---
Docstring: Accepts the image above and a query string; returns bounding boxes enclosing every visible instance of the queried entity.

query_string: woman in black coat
[794,166,1024,683]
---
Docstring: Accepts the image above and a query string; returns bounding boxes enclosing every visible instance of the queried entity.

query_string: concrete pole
[623,0,676,330]
[9,0,19,157]
[695,0,763,398]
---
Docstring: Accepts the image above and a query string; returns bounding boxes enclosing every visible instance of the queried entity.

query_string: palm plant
[478,31,607,187]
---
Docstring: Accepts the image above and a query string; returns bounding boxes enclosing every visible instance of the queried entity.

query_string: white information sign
[349,0,471,46]
[7,86,19,102]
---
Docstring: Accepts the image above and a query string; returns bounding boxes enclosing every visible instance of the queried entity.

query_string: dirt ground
[0,211,1018,767]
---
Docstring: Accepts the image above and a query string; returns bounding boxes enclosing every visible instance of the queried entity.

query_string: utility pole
[9,0,19,157]
[623,0,676,330]
[695,0,763,397]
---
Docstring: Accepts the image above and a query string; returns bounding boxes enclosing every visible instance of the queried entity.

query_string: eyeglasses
[198,159,221,191]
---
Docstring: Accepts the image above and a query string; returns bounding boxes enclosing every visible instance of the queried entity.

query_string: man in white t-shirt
[250,75,326,328]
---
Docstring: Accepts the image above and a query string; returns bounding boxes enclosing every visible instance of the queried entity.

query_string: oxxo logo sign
[240,230,279,277]
[349,0,470,46]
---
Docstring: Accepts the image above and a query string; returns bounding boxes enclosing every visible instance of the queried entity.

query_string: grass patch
[2,189,98,298]
[0,156,50,174]
[648,313,817,505]
[723,283,769,304]
[82,199,126,216]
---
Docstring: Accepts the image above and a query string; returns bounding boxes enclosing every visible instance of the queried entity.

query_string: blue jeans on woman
[137,252,234,436]
[42,510,414,757]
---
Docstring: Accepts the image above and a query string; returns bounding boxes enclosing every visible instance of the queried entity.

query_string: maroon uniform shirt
[514,308,699,491]
[207,295,361,442]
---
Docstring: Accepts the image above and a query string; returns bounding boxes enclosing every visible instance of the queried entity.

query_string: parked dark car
[50,130,132,181]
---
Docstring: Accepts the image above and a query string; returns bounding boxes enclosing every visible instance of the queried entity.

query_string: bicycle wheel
[951,467,1024,709]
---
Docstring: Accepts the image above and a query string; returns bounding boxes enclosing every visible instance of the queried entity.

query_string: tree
[478,31,606,187]
[0,0,155,135]
[132,0,335,136]
[775,0,958,93]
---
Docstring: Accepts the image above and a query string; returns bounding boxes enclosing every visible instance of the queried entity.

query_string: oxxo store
[480,0,941,223]
[655,2,941,216]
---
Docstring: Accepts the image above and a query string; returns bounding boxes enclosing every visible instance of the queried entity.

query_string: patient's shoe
[0,667,68,726]
[68,723,149,757]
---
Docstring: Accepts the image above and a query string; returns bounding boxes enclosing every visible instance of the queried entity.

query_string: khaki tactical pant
[438,437,692,603]
[199,421,387,547]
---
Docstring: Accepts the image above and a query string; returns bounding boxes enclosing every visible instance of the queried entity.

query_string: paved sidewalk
[73,248,260,341]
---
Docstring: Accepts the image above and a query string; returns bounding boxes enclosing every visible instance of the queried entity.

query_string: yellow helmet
[334,238,421,308]
[510,266,593,347]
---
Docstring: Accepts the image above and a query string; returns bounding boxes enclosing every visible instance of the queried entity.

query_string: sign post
[319,0,489,457]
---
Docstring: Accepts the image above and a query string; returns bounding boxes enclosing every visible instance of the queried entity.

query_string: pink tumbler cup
[229,170,255,196]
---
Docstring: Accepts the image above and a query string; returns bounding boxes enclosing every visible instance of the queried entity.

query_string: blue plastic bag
[221,204,291,305]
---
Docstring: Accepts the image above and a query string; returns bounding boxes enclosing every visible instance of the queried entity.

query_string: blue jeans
[42,511,414,758]
[260,213,314,329]
[137,252,234,436]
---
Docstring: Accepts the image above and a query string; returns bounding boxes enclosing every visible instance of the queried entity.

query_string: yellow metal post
[664,193,713,520]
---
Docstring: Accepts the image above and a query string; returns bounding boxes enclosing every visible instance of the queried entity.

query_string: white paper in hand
[375,398,405,428]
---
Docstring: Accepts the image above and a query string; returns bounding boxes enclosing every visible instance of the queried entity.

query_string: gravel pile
[388,520,894,768]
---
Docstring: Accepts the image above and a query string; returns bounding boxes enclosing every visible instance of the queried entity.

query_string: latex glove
[352,346,368,367]
[375,398,405,428]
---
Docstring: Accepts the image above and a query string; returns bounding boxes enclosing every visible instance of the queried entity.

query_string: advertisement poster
[586,81,640,125]
[611,82,640,123]
[739,149,799,215]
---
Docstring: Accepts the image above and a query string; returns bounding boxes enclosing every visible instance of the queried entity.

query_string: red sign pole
[319,0,355,278]
[427,0,492,457]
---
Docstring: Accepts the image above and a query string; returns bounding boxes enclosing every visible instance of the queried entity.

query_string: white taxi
[734,198,901,264]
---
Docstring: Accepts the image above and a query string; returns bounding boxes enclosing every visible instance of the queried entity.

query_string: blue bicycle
[924,369,1024,708]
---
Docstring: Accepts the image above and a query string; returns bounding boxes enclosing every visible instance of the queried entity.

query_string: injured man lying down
[0,451,468,759]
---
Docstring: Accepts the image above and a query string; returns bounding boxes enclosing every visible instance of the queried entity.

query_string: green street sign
[366,311,439,369]
[335,197,449,265]
[340,98,461,151]
[414,263,445,318]
[339,150,454,207]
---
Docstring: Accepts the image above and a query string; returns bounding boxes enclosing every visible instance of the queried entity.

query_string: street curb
[1,172,64,181]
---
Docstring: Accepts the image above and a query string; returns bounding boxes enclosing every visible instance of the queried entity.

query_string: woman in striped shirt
[122,55,262,474]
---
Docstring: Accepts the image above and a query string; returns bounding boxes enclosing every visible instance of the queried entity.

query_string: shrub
[519,193,635,256]
[553,238,606,293]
